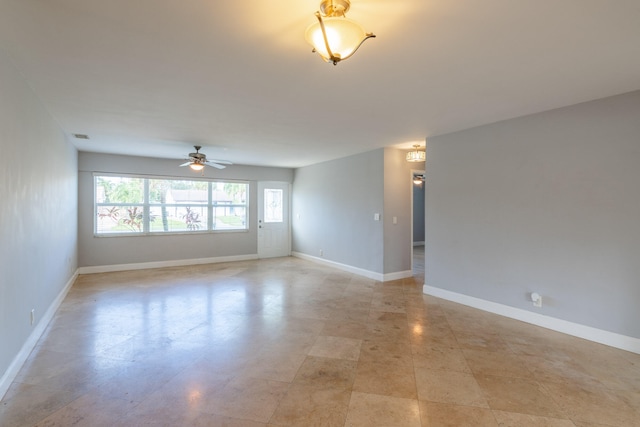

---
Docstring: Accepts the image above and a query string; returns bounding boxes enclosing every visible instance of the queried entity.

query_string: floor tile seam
[118,363,196,414]
[489,409,573,425]
[415,392,427,426]
[501,335,548,358]
[39,323,139,340]
[409,341,424,414]
[19,346,88,365]
[267,382,353,427]
[201,405,279,426]
[569,381,640,413]
[566,415,610,427]
[292,357,358,390]
[287,378,355,397]
[497,331,552,357]
[428,325,474,374]
[514,378,575,421]
[595,381,640,399]
[466,367,539,382]
[562,412,628,427]
[39,390,133,427]
[287,354,316,390]
[443,370,493,410]
[4,379,83,397]
[1,383,85,427]
[348,389,420,404]
[528,369,614,392]
[483,406,502,426]
[35,363,141,398]
[420,401,503,423]
[537,373,640,406]
[570,363,640,390]
[460,347,538,379]
[9,403,58,427]
[434,304,461,348]
[264,380,296,426]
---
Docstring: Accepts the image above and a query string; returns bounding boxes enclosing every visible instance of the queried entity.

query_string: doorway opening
[411,170,425,277]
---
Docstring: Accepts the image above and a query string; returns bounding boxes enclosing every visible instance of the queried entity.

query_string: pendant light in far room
[406,144,426,162]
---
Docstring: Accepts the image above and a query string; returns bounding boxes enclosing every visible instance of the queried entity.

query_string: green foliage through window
[95,175,248,235]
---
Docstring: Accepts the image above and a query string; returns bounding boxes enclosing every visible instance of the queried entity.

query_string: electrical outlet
[30,309,35,325]
[531,293,542,308]
[320,249,324,257]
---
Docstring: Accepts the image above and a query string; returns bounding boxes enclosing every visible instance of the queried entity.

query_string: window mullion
[143,179,150,233]
[208,182,214,231]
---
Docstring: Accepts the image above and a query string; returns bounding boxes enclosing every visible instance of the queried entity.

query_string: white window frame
[94,173,249,237]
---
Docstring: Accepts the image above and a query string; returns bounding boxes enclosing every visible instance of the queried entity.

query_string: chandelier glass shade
[189,162,205,171]
[305,0,375,65]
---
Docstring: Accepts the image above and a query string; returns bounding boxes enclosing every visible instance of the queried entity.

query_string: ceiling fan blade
[207,159,233,165]
[179,161,192,167]
[205,162,226,169]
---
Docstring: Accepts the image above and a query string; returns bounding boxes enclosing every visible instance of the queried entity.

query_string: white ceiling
[1,0,639,168]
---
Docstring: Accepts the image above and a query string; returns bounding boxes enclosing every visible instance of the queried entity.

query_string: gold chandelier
[305,0,375,65]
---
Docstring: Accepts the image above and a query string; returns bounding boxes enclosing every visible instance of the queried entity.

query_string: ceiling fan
[180,146,232,171]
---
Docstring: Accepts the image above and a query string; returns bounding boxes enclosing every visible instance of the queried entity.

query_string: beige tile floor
[1,248,639,426]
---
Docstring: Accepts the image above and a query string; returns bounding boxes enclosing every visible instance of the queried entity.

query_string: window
[263,188,283,223]
[95,175,248,235]
[95,176,145,234]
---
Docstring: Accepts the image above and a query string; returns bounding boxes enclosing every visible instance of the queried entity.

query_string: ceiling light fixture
[406,144,426,162]
[305,0,375,65]
[413,175,424,185]
[189,162,205,171]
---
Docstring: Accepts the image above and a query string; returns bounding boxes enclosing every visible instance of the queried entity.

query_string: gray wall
[292,148,415,276]
[78,152,292,267]
[426,90,640,338]
[0,52,78,380]
[383,148,415,274]
[292,149,385,274]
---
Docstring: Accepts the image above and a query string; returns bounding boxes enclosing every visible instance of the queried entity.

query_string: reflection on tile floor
[1,250,639,426]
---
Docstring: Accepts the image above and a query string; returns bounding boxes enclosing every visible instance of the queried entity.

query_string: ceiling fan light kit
[180,145,232,172]
[305,0,375,65]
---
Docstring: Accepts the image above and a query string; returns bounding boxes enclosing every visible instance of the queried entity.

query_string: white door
[258,181,290,258]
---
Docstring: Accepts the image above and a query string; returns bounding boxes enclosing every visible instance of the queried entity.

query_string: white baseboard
[382,270,414,281]
[77,254,259,275]
[423,284,640,355]
[0,270,78,400]
[292,252,413,282]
